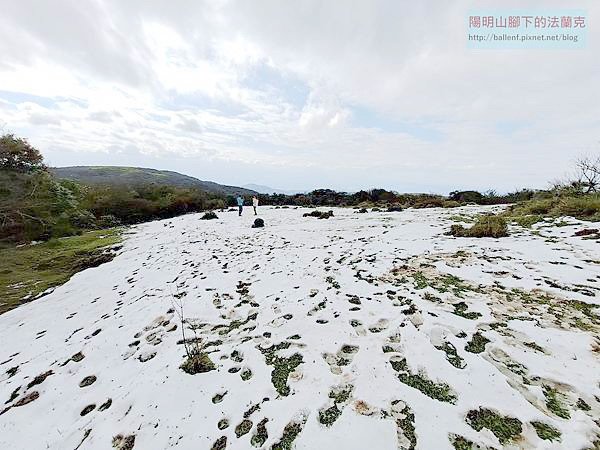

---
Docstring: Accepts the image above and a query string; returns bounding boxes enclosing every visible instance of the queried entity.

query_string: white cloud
[0,0,598,192]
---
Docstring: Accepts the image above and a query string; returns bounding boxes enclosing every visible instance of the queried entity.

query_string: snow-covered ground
[0,206,598,450]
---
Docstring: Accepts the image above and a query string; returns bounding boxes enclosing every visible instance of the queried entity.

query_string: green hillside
[51,166,256,196]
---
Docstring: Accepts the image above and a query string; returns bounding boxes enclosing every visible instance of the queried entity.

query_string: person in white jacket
[252,196,259,215]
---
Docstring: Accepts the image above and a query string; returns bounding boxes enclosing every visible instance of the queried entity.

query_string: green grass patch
[465,332,490,354]
[435,342,466,369]
[390,358,457,403]
[411,272,429,290]
[448,215,508,238]
[0,228,122,314]
[450,435,474,450]
[531,421,561,442]
[272,420,305,450]
[507,194,600,222]
[251,418,269,447]
[318,405,342,426]
[234,419,253,437]
[506,215,543,228]
[524,341,545,353]
[448,215,474,223]
[576,398,591,411]
[258,342,303,396]
[543,385,570,419]
[394,401,417,449]
[452,302,481,320]
[466,408,522,444]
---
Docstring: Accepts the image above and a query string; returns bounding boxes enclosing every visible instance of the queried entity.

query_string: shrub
[303,210,334,219]
[201,211,218,220]
[449,190,484,203]
[507,194,600,222]
[411,195,445,209]
[442,200,461,208]
[0,134,46,172]
[180,352,215,375]
[206,198,226,210]
[448,215,508,238]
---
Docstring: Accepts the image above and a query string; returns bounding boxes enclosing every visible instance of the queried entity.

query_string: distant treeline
[250,188,538,209]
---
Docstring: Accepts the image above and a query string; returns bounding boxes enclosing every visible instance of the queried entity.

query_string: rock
[252,218,265,228]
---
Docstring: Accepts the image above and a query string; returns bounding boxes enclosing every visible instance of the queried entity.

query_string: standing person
[236,195,244,216]
[252,196,259,215]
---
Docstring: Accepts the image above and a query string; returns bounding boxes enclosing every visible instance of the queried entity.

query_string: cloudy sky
[0,0,598,193]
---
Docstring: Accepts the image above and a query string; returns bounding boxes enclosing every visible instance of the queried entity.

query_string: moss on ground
[450,435,473,450]
[435,342,466,369]
[576,398,591,411]
[452,302,482,320]
[319,405,342,426]
[394,402,416,450]
[235,419,253,437]
[318,384,353,427]
[0,228,122,314]
[389,358,456,403]
[329,385,353,404]
[258,342,303,396]
[214,312,258,335]
[436,274,473,297]
[211,436,227,450]
[465,332,490,354]
[411,272,429,290]
[272,420,305,450]
[531,421,561,442]
[251,418,269,447]
[524,341,545,353]
[466,408,522,444]
[543,385,570,419]
[212,392,227,404]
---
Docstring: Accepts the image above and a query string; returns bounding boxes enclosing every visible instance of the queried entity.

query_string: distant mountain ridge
[242,183,302,195]
[51,166,257,196]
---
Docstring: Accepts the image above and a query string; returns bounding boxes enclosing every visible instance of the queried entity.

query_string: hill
[242,183,302,195]
[51,166,256,196]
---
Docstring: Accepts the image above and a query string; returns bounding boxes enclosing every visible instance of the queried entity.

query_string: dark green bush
[303,210,334,219]
[201,211,218,220]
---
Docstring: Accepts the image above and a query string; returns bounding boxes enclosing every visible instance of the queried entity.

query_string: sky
[0,0,598,194]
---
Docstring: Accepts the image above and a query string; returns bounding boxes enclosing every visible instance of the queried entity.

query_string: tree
[572,155,599,193]
[0,133,46,172]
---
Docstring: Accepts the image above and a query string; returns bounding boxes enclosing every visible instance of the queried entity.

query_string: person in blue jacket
[236,195,244,216]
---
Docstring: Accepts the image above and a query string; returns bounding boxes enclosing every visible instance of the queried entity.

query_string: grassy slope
[51,166,257,195]
[0,228,122,314]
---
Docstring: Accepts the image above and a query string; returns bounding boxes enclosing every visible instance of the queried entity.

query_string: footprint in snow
[323,344,359,375]
[349,319,367,336]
